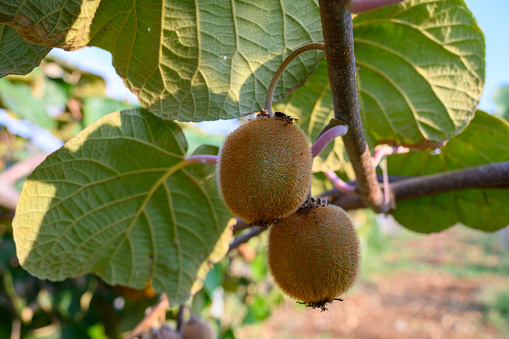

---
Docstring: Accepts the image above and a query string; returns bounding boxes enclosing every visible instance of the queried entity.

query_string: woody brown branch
[228,162,509,250]
[325,161,509,211]
[318,0,389,213]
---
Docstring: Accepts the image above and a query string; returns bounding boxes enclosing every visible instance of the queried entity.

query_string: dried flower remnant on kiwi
[217,111,313,226]
[268,199,360,311]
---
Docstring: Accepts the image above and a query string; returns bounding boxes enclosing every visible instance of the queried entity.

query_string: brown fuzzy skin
[267,205,360,304]
[182,317,216,339]
[217,117,312,224]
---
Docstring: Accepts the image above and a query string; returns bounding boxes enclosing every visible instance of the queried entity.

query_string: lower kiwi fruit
[217,114,312,226]
[267,199,360,310]
[182,316,215,339]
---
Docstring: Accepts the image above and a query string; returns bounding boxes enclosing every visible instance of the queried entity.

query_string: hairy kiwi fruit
[217,115,312,225]
[159,324,182,339]
[182,316,216,339]
[267,201,360,308]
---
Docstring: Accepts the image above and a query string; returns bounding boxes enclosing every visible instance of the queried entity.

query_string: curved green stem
[264,43,325,116]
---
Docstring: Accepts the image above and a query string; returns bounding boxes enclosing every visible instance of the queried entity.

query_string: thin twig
[127,293,169,339]
[185,155,218,164]
[318,0,389,213]
[232,218,251,232]
[176,304,185,332]
[10,319,20,339]
[228,227,266,252]
[372,146,410,168]
[324,170,357,194]
[264,43,325,116]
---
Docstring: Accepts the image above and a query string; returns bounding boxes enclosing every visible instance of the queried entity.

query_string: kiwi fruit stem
[264,43,325,116]
[324,170,356,194]
[310,124,348,158]
[371,145,410,168]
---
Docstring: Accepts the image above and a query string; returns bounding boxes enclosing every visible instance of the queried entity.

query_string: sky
[48,0,509,116]
[464,0,509,112]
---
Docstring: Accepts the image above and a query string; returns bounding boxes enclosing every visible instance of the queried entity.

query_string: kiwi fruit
[217,114,312,225]
[267,200,360,309]
[159,324,182,339]
[182,316,216,339]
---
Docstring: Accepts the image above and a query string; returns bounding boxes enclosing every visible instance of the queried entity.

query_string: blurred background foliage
[1,57,509,338]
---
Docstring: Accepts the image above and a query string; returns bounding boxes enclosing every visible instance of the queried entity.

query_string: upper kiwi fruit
[267,200,360,309]
[217,114,312,225]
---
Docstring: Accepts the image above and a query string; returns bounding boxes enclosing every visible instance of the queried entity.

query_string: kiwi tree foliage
[1,0,506,309]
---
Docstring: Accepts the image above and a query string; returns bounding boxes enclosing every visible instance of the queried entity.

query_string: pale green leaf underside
[13,108,232,304]
[388,111,509,233]
[354,0,485,148]
[89,0,324,121]
[0,25,50,77]
[1,0,324,122]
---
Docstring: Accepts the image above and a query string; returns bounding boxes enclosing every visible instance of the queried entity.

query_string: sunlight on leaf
[13,108,232,304]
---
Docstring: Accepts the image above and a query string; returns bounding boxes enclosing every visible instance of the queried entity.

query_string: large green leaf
[0,0,100,49]
[388,111,509,233]
[493,86,509,121]
[0,25,50,77]
[354,0,485,148]
[276,0,485,173]
[13,108,232,304]
[88,0,324,121]
[1,0,324,121]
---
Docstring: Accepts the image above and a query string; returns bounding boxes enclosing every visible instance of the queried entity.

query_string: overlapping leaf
[13,108,232,304]
[1,0,324,121]
[354,0,485,148]
[388,111,509,233]
[0,25,50,77]
[0,0,100,49]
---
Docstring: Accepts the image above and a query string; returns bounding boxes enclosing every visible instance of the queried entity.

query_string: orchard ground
[238,222,509,339]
